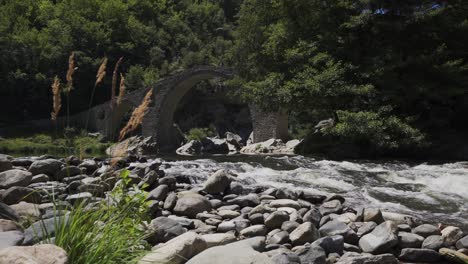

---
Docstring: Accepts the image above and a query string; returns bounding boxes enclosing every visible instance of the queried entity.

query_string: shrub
[186,127,217,141]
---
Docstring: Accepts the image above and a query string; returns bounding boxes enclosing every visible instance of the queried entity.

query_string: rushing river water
[157,155,468,230]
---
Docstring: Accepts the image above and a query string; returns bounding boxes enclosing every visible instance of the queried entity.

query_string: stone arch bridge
[7,66,288,152]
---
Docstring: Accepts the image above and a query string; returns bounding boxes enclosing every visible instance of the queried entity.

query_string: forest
[1,0,468,158]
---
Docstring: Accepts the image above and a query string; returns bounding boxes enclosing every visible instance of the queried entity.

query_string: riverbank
[0,154,467,263]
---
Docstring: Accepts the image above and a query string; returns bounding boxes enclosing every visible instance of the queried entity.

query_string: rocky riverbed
[0,153,467,263]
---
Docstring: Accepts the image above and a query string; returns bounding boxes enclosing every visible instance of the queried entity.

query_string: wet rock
[269,199,300,210]
[202,233,237,248]
[456,235,468,249]
[0,231,24,249]
[267,230,289,245]
[382,212,419,227]
[147,185,169,201]
[303,208,321,227]
[146,217,187,244]
[271,252,301,264]
[398,232,424,248]
[173,192,212,218]
[413,224,440,238]
[229,193,260,207]
[297,245,326,264]
[441,226,464,246]
[227,182,244,195]
[0,169,32,189]
[29,159,63,176]
[10,202,41,218]
[163,192,178,211]
[2,187,41,205]
[275,189,298,200]
[319,220,357,244]
[290,222,320,246]
[281,221,300,233]
[0,244,68,264]
[265,211,290,230]
[362,208,384,224]
[176,140,203,155]
[0,203,19,221]
[186,237,270,264]
[422,235,445,250]
[311,235,344,255]
[319,200,342,215]
[240,224,268,237]
[399,248,441,262]
[204,169,232,194]
[299,190,326,204]
[359,221,398,254]
[65,192,93,205]
[335,252,398,264]
[31,174,49,183]
[23,215,69,245]
[159,177,177,191]
[139,232,207,264]
[356,222,377,237]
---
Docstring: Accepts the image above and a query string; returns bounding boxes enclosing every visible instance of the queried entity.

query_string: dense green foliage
[231,0,468,157]
[0,134,110,157]
[41,170,150,263]
[0,0,238,122]
[1,0,467,158]
[186,126,217,141]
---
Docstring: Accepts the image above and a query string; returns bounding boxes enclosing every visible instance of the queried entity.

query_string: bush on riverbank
[0,134,110,157]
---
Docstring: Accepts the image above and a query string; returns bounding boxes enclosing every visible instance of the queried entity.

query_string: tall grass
[41,170,150,264]
[86,57,108,130]
[65,52,76,127]
[119,88,153,141]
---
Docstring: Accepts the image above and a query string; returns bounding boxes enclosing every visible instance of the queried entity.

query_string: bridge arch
[102,66,289,152]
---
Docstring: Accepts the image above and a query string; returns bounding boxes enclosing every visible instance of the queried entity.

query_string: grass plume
[111,57,123,109]
[117,73,125,105]
[95,57,108,87]
[51,76,62,121]
[66,52,76,92]
[119,88,153,141]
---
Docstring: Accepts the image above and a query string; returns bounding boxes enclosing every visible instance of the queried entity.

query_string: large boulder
[0,203,19,221]
[2,187,42,205]
[240,139,299,155]
[359,221,398,254]
[290,222,320,246]
[0,158,12,173]
[296,245,326,264]
[399,248,441,262]
[139,232,207,264]
[0,169,32,189]
[336,252,398,264]
[0,244,68,264]
[202,233,237,248]
[173,192,212,218]
[23,215,69,245]
[107,136,157,157]
[441,226,464,246]
[186,237,272,264]
[176,140,203,155]
[146,217,187,244]
[28,159,63,176]
[0,231,24,249]
[204,170,232,194]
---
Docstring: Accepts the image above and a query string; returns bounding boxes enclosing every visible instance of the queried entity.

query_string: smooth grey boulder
[267,231,289,245]
[202,233,237,248]
[271,252,300,264]
[456,235,468,249]
[146,217,187,245]
[163,192,178,210]
[422,235,445,250]
[173,192,212,218]
[186,237,271,264]
[78,160,98,174]
[139,232,207,264]
[441,226,464,246]
[412,224,440,238]
[147,185,169,201]
[265,211,290,230]
[319,200,342,215]
[319,220,357,244]
[362,208,385,224]
[281,221,299,233]
[31,174,49,183]
[0,244,68,264]
[0,169,32,189]
[311,235,344,255]
[228,193,260,207]
[397,232,424,248]
[240,225,268,237]
[0,231,24,249]
[359,221,398,254]
[399,248,441,262]
[356,221,377,237]
[0,203,19,221]
[290,222,320,246]
[0,159,12,173]
[65,192,93,205]
[29,159,63,176]
[23,215,69,245]
[335,252,398,264]
[204,169,232,194]
[303,208,321,227]
[296,245,326,264]
[269,199,300,210]
[2,187,41,205]
[56,166,82,181]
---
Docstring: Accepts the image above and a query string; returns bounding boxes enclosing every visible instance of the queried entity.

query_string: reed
[86,57,108,130]
[65,51,76,127]
[117,73,125,106]
[51,76,61,121]
[111,57,123,110]
[119,88,153,141]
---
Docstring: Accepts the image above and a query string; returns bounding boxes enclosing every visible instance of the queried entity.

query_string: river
[155,155,468,231]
